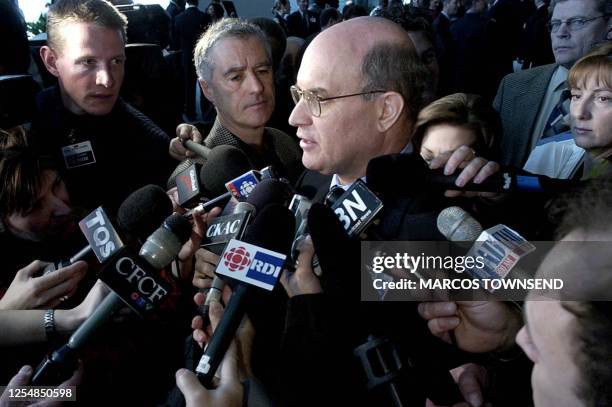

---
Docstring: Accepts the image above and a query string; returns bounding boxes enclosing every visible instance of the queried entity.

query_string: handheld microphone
[437,207,536,290]
[367,153,584,195]
[178,145,253,211]
[43,185,173,274]
[200,179,294,319]
[195,204,294,388]
[31,214,191,386]
[183,139,211,159]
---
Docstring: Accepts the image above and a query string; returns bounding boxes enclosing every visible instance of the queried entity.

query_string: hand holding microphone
[177,296,254,407]
[0,260,87,310]
[169,123,204,160]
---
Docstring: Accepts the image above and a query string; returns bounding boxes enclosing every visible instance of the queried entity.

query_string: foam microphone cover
[199,145,253,197]
[366,153,430,196]
[242,203,295,256]
[307,203,364,298]
[117,184,173,240]
[246,178,293,213]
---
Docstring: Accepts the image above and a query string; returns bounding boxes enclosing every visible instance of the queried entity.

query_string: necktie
[543,89,571,139]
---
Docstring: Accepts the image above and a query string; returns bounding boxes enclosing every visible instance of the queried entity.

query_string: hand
[425,363,490,407]
[418,301,522,353]
[280,236,323,297]
[191,289,254,380]
[169,123,203,161]
[167,187,184,214]
[178,207,222,281]
[0,261,87,310]
[0,363,83,407]
[177,297,254,407]
[193,248,220,289]
[58,280,111,333]
[429,146,500,198]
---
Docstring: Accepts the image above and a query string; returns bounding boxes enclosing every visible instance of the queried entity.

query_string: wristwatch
[43,309,56,341]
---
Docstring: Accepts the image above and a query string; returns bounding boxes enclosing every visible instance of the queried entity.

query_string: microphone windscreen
[163,213,193,244]
[117,184,173,239]
[243,203,294,256]
[199,145,253,197]
[366,153,429,195]
[436,206,482,243]
[246,178,293,212]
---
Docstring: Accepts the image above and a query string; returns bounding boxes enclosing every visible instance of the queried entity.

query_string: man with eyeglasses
[493,0,611,168]
[290,16,498,205]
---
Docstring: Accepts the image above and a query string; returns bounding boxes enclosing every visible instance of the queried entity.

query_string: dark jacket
[286,10,320,39]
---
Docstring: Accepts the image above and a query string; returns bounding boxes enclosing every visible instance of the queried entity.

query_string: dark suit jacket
[433,13,454,96]
[520,5,554,68]
[450,12,509,102]
[174,7,211,62]
[493,63,557,167]
[286,10,320,39]
[166,1,184,50]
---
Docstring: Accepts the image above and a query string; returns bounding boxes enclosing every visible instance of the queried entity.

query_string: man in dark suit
[450,0,509,102]
[519,0,555,68]
[433,0,462,96]
[175,0,211,120]
[286,0,320,39]
[493,0,611,167]
[166,0,185,50]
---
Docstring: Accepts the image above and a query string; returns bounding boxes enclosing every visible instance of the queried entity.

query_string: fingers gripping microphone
[195,204,295,388]
[367,153,585,195]
[31,214,191,386]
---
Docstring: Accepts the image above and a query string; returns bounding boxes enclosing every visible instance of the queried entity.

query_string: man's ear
[40,46,60,78]
[198,79,215,105]
[375,91,405,133]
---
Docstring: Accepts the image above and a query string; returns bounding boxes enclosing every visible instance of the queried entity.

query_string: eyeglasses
[290,85,386,117]
[547,15,607,33]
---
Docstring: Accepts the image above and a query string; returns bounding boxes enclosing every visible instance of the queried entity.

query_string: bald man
[290,17,498,233]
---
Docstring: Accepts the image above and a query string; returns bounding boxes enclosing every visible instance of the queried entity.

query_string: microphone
[199,201,256,318]
[31,214,192,386]
[367,153,584,195]
[200,179,293,319]
[437,207,537,290]
[43,185,173,274]
[183,139,211,159]
[177,145,253,209]
[327,180,384,238]
[195,203,295,387]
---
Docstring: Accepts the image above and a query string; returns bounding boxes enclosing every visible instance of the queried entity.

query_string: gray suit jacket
[493,63,558,168]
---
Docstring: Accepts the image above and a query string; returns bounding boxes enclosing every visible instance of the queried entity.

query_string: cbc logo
[224,246,251,271]
[239,181,257,197]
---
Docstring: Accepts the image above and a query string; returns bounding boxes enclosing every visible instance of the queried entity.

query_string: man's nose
[96,66,114,88]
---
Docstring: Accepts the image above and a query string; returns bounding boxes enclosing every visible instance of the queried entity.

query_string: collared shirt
[530,65,569,152]
[328,143,414,192]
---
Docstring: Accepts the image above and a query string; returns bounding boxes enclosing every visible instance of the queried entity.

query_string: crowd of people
[0,0,611,406]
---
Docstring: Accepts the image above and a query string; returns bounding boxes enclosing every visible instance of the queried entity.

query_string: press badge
[62,141,96,169]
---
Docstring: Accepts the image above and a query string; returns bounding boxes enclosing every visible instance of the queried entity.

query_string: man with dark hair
[174,0,211,120]
[320,7,341,30]
[493,0,611,167]
[287,0,320,38]
[34,0,174,213]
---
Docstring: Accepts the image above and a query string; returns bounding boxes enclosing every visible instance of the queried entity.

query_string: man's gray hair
[360,42,429,124]
[194,18,272,82]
